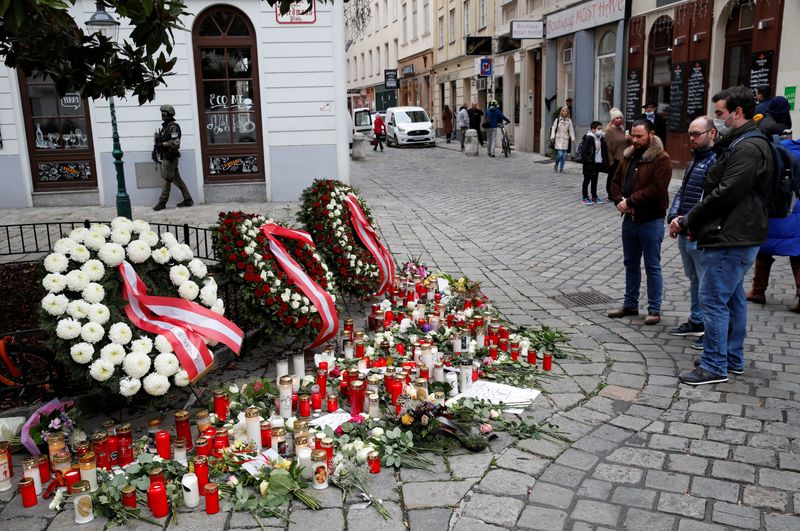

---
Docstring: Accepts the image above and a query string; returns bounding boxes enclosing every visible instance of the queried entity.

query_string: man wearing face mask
[638,102,667,146]
[679,86,773,386]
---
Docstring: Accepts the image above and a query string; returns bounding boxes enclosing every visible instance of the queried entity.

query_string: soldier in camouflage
[153,105,193,211]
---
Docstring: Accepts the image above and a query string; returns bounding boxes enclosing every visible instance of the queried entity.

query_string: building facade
[398,0,435,112]
[0,0,350,209]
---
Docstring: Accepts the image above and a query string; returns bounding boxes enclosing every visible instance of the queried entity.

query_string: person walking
[484,100,510,158]
[457,103,470,151]
[604,108,628,199]
[153,105,193,211]
[467,103,485,146]
[679,86,773,386]
[372,112,385,151]
[442,105,453,144]
[577,121,608,204]
[608,119,672,325]
[667,116,718,340]
[549,106,575,173]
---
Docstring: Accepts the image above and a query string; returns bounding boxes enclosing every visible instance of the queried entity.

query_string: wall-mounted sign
[625,68,642,127]
[785,86,796,111]
[275,0,316,24]
[497,36,522,54]
[669,62,686,133]
[479,58,493,78]
[685,60,707,122]
[384,69,398,90]
[466,36,492,55]
[511,20,544,39]
[401,64,415,76]
[750,50,773,90]
[546,0,625,39]
[59,92,81,110]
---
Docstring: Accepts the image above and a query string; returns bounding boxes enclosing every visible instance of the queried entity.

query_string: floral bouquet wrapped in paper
[12,398,86,455]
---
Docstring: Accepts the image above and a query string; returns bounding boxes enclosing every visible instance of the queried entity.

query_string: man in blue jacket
[484,100,511,157]
[668,116,717,343]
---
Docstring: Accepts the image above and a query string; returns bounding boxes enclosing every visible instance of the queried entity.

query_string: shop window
[561,43,574,105]
[596,30,616,124]
[723,3,754,89]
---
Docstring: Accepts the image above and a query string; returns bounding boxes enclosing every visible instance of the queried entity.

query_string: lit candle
[195,410,211,434]
[297,447,313,481]
[182,473,200,508]
[78,452,98,492]
[146,419,162,454]
[344,340,354,359]
[293,348,306,380]
[46,433,66,469]
[278,376,293,418]
[245,406,262,451]
[368,451,381,474]
[22,458,42,495]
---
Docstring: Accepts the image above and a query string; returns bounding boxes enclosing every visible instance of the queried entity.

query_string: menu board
[750,50,773,90]
[686,60,707,122]
[625,69,642,127]
[669,63,686,133]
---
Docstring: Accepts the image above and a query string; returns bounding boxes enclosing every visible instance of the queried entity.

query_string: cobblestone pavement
[1,143,799,530]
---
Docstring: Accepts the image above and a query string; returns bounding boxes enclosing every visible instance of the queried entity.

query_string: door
[533,49,542,152]
[193,6,265,183]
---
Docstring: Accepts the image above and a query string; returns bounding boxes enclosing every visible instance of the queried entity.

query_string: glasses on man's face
[687,129,713,138]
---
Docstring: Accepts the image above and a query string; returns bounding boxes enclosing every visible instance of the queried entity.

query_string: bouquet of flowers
[15,398,86,455]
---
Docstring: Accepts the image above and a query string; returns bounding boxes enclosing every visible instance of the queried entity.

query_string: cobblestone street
[2,143,800,530]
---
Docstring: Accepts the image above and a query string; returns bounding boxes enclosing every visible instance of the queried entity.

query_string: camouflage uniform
[155,105,192,207]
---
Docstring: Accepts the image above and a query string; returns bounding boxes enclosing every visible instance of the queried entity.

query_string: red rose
[236,262,245,270]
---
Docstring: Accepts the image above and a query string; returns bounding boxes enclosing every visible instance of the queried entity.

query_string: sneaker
[679,367,728,386]
[670,321,705,337]
[691,337,704,350]
[645,313,661,325]
[153,203,166,211]
[177,200,194,208]
[693,358,745,375]
[593,197,603,204]
[581,198,593,205]
[608,307,639,318]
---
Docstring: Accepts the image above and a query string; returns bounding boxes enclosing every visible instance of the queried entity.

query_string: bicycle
[499,123,511,157]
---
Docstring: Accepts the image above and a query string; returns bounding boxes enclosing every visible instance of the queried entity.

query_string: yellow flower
[401,414,414,426]
[274,458,292,470]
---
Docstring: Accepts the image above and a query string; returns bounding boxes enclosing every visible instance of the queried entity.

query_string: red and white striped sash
[344,193,395,296]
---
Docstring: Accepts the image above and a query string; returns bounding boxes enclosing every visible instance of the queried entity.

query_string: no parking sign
[479,58,493,78]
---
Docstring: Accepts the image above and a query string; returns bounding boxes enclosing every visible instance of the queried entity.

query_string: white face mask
[594,130,603,137]
[714,113,733,136]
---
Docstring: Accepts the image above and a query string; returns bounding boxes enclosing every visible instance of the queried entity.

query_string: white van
[349,107,373,148]
[385,106,435,147]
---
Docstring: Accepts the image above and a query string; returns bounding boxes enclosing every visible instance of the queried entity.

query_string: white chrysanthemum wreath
[40,217,226,399]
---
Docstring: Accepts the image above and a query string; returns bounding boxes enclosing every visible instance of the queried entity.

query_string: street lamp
[86,2,131,219]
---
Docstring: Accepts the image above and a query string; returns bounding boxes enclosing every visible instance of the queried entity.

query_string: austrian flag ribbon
[344,193,395,296]
[118,261,244,381]
[259,223,339,349]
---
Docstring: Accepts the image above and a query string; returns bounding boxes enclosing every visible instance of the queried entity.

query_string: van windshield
[396,110,429,123]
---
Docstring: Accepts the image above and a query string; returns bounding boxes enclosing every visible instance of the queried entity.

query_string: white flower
[56,318,82,340]
[291,293,301,301]
[161,232,177,246]
[123,352,151,378]
[89,224,111,238]
[67,245,90,264]
[126,240,151,264]
[131,336,153,355]
[200,278,218,307]
[68,227,89,243]
[44,253,69,273]
[49,487,67,510]
[80,322,105,343]
[111,217,134,233]
[69,342,95,364]
[83,232,107,251]
[370,427,385,438]
[154,334,173,354]
[178,281,199,301]
[108,322,133,345]
[65,270,90,292]
[399,318,412,333]
[151,247,171,265]
[154,352,179,377]
[53,238,77,255]
[80,259,105,281]
[280,291,291,303]
[211,298,225,315]
[173,370,190,387]
[98,242,125,266]
[143,373,170,396]
[139,231,159,247]
[188,259,207,278]
[42,273,67,293]
[81,283,105,304]
[41,293,69,316]
[290,300,300,310]
[88,303,110,325]
[90,359,115,382]
[110,228,132,246]
[131,220,151,234]
[119,377,141,397]
[67,299,91,320]
[169,265,190,287]
[100,343,126,365]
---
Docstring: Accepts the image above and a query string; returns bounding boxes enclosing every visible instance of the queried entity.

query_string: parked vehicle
[385,106,435,148]
[349,107,373,148]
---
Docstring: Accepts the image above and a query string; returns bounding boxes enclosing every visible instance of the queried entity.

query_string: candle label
[313,464,327,485]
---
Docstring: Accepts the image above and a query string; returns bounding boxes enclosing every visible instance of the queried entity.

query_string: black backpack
[575,134,592,164]
[727,130,800,218]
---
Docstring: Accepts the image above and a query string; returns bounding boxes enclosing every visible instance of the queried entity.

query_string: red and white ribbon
[259,223,339,350]
[344,193,395,296]
[118,261,243,381]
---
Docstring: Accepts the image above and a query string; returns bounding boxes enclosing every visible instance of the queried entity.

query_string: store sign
[384,69,398,90]
[669,63,686,133]
[749,50,773,90]
[685,60,707,122]
[546,0,625,39]
[786,86,797,111]
[275,0,316,24]
[624,68,642,127]
[511,20,544,39]
[208,155,259,175]
[59,92,81,110]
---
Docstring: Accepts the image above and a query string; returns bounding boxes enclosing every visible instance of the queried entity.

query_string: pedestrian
[608,118,672,325]
[442,105,453,144]
[638,102,667,146]
[577,121,608,204]
[549,105,575,173]
[755,84,772,115]
[667,116,718,342]
[604,108,628,199]
[679,86,773,386]
[757,96,792,138]
[153,105,193,211]
[467,102,485,146]
[484,100,510,158]
[372,112,385,151]
[457,103,470,152]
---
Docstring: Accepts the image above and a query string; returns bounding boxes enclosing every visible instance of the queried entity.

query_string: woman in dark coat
[442,105,453,143]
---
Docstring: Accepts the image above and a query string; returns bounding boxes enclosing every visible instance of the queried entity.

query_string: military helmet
[489,99,498,107]
[160,104,175,116]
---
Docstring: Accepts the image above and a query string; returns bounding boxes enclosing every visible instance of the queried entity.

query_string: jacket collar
[623,135,664,162]
[691,147,714,160]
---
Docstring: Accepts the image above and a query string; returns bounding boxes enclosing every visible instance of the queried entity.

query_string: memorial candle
[78,452,98,492]
[543,353,553,371]
[275,353,289,384]
[293,348,306,380]
[316,369,327,397]
[195,410,211,434]
[22,458,42,495]
[19,477,37,507]
[278,376,293,418]
[245,406,262,451]
[193,456,209,494]
[181,473,200,508]
[146,419,161,454]
[122,484,137,509]
[34,455,50,484]
[311,392,322,412]
[155,430,171,460]
[147,481,168,518]
[260,421,272,449]
[174,410,193,451]
[0,441,12,489]
[72,480,94,524]
[212,390,229,422]
[64,469,80,494]
[173,437,187,465]
[204,483,220,514]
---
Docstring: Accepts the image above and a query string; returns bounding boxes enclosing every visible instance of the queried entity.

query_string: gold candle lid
[194,410,209,420]
[33,454,48,464]
[204,482,219,494]
[47,433,65,444]
[279,375,293,386]
[271,427,286,436]
[212,389,225,398]
[311,449,327,460]
[147,418,162,428]
[53,454,72,465]
[294,435,309,447]
[121,484,135,495]
[79,452,96,463]
[193,455,208,465]
[174,410,189,421]
[72,480,91,494]
[293,419,309,431]
[116,423,132,434]
[350,380,365,390]
[245,406,260,418]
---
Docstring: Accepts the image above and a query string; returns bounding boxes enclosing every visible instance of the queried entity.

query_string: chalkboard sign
[686,60,707,122]
[208,155,259,175]
[669,63,686,133]
[750,50,773,90]
[625,69,642,127]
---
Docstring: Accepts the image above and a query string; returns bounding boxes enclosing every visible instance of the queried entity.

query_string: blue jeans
[699,245,759,376]
[678,234,705,324]
[621,217,664,314]
[555,149,567,170]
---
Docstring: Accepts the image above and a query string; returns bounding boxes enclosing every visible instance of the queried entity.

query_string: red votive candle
[368,451,380,474]
[155,430,171,460]
[311,392,322,411]
[489,346,498,360]
[64,469,80,494]
[543,353,553,371]
[147,481,168,518]
[122,485,137,509]
[299,395,311,418]
[260,421,272,449]
[194,456,209,495]
[35,455,50,484]
[316,369,327,397]
[327,394,339,412]
[527,350,538,365]
[174,410,193,451]
[19,477,37,507]
[204,483,220,514]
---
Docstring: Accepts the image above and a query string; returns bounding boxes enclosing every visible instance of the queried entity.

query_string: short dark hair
[590,121,602,129]
[631,118,654,133]
[712,86,756,119]
[757,85,771,99]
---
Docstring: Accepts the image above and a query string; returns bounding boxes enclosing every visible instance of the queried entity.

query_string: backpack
[575,134,592,164]
[727,131,800,218]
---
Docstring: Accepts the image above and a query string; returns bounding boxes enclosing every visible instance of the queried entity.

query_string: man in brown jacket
[608,119,672,325]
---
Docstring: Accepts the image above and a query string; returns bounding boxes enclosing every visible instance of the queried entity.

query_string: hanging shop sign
[479,58,493,78]
[511,20,544,40]
[384,69,398,90]
[546,0,625,39]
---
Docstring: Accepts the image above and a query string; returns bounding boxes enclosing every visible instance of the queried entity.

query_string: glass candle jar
[326,394,339,412]
[52,453,73,477]
[147,481,168,518]
[106,431,119,468]
[195,410,211,434]
[72,480,94,524]
[294,435,310,452]
[212,390,229,422]
[343,318,354,340]
[173,410,193,451]
[368,393,381,419]
[181,472,200,508]
[297,446,313,481]
[79,452,98,492]
[433,391,446,406]
[433,361,445,382]
[278,376,293,418]
[260,420,272,449]
[204,483,220,514]
[173,437,187,465]
[298,395,311,418]
[22,458,42,495]
[193,456,209,494]
[275,353,290,383]
[293,419,309,439]
[311,449,328,490]
[116,424,134,467]
[311,392,322,412]
[213,429,229,457]
[64,469,80,494]
[321,437,334,472]
[194,437,210,457]
[271,427,287,456]
[19,477,37,507]
[245,406,262,451]
[34,454,50,484]
[414,378,429,401]
[354,339,365,358]
[316,369,328,397]
[92,432,108,471]
[47,433,67,468]
[349,380,365,416]
[155,430,171,460]
[459,358,472,393]
[121,484,137,509]
[368,451,380,474]
[543,353,553,371]
[0,442,12,491]
[146,419,161,454]
[293,348,306,379]
[148,467,165,487]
